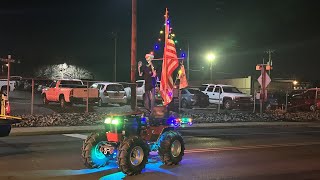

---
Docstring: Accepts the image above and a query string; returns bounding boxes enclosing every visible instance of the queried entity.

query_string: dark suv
[288,88,320,111]
[181,88,209,108]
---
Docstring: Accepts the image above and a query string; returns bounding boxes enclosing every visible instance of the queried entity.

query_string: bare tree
[35,64,94,80]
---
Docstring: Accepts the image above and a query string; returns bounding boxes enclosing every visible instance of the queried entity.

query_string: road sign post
[256,64,272,115]
[0,55,18,100]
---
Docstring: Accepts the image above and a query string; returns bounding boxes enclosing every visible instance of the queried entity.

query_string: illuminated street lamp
[293,80,298,86]
[206,53,216,81]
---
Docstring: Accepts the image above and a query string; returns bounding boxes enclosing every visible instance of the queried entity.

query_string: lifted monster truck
[81,106,192,176]
[0,93,22,137]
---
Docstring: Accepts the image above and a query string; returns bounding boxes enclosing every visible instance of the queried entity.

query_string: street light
[206,53,216,81]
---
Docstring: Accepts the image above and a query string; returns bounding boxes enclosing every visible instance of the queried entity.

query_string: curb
[10,122,319,136]
[11,125,104,136]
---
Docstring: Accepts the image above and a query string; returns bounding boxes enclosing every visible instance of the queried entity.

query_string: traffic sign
[258,73,271,87]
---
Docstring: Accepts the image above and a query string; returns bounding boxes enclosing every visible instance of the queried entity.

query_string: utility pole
[265,49,274,77]
[112,32,118,82]
[187,42,190,80]
[0,55,18,100]
[210,62,213,81]
[130,0,137,110]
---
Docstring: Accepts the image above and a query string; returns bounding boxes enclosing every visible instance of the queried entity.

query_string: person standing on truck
[138,54,157,112]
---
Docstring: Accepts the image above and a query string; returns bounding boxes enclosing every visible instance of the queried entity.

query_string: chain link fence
[8,78,138,116]
[176,85,318,114]
[6,77,318,116]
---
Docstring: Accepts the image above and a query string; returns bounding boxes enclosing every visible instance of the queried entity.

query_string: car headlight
[104,117,121,125]
[104,118,112,124]
[111,119,119,125]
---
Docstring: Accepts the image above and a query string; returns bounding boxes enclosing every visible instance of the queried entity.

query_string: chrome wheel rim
[93,142,105,159]
[171,140,181,158]
[130,146,144,166]
[225,102,230,109]
[310,105,316,112]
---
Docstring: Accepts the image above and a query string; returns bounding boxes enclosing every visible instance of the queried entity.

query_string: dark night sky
[0,0,319,82]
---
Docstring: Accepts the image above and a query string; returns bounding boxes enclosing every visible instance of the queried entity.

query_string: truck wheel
[158,131,185,165]
[310,105,317,112]
[223,99,232,110]
[43,95,49,105]
[118,136,149,176]
[1,86,9,94]
[59,96,66,108]
[0,125,11,137]
[82,132,109,168]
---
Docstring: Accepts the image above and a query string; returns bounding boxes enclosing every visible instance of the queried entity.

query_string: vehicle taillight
[5,101,10,115]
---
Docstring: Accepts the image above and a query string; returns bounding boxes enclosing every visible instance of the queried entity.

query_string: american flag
[160,37,179,105]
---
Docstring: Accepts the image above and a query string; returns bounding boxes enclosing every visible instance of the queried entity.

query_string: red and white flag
[160,23,179,105]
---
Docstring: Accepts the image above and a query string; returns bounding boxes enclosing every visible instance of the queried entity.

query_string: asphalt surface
[1,126,320,180]
[8,90,232,115]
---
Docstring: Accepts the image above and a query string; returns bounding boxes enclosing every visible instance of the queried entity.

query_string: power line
[265,49,274,77]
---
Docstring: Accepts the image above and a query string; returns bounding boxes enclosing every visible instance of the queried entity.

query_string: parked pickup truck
[42,79,99,108]
[0,79,16,94]
[200,84,253,110]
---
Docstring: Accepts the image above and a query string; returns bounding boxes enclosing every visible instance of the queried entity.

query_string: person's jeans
[144,88,155,111]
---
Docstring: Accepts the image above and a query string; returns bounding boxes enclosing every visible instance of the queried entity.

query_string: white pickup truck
[0,79,16,93]
[200,84,253,110]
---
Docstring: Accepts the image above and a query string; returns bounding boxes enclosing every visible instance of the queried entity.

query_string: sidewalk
[10,121,319,136]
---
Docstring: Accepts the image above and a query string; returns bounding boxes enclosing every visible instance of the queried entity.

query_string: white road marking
[181,130,320,136]
[63,134,88,140]
[185,141,320,153]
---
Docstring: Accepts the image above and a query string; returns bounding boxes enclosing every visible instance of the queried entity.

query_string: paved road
[1,126,320,180]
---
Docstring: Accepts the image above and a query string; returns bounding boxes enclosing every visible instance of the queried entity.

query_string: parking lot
[8,89,233,115]
[9,90,134,116]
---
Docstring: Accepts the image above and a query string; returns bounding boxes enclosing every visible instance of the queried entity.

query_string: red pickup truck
[42,79,99,108]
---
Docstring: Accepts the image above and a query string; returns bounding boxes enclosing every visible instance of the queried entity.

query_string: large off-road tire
[158,131,185,165]
[82,132,109,168]
[117,136,149,176]
[0,125,11,137]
